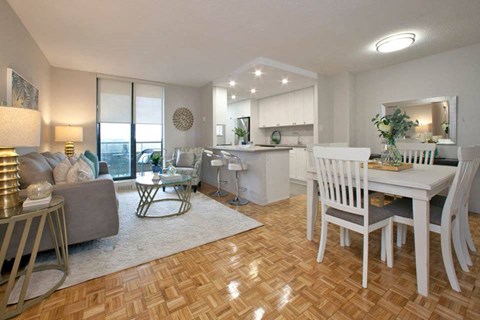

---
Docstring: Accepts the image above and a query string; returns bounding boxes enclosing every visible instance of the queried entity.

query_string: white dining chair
[385,146,479,292]
[397,142,436,165]
[313,146,394,288]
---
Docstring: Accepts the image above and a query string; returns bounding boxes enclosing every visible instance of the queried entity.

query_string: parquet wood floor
[4,183,480,319]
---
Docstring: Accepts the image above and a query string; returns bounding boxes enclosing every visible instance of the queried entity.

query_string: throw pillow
[53,158,72,184]
[18,152,55,189]
[176,150,195,167]
[41,152,67,169]
[68,155,78,165]
[66,156,95,183]
[84,150,100,178]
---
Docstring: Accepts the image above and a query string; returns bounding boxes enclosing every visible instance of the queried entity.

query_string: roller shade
[98,78,132,123]
[135,83,164,124]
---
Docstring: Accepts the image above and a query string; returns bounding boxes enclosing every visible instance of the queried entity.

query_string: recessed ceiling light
[229,80,236,87]
[250,89,256,94]
[231,95,236,99]
[376,33,415,53]
[281,78,289,85]
[254,69,262,77]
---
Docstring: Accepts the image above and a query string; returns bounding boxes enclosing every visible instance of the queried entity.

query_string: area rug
[9,189,262,303]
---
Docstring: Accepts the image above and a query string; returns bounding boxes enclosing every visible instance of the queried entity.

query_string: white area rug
[9,190,262,303]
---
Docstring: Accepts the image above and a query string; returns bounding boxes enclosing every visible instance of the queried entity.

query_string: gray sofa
[1,152,119,259]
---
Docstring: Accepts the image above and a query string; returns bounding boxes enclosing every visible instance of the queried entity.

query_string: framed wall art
[7,68,39,110]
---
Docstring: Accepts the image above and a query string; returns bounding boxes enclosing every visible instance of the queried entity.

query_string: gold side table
[0,196,68,320]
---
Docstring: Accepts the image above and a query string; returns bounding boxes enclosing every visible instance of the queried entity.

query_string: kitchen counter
[256,144,307,148]
[211,145,292,152]
[203,146,290,205]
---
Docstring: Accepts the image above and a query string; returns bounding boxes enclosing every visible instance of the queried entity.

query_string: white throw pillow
[66,157,95,183]
[53,158,72,184]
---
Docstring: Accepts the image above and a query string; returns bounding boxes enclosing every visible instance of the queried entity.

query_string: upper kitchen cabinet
[258,86,315,128]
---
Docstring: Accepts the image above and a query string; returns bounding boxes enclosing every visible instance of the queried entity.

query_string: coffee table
[135,174,192,218]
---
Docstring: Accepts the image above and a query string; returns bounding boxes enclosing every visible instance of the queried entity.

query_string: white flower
[378,122,392,133]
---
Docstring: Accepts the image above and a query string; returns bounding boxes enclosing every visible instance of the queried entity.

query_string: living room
[1,0,480,319]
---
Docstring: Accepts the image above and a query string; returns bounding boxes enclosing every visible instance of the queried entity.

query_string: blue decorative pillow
[84,150,99,178]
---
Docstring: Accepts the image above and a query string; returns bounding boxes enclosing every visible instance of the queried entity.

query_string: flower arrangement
[371,108,418,144]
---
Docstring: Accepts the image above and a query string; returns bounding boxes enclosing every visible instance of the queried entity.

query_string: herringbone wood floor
[4,183,480,319]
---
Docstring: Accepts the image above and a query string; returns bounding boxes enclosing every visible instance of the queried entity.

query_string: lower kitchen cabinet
[289,148,308,182]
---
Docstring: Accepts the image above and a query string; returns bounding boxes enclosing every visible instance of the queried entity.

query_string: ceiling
[8,0,480,87]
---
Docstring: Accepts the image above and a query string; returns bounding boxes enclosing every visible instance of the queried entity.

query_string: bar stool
[204,150,228,197]
[221,151,249,206]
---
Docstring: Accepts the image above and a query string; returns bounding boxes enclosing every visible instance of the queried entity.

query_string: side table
[0,196,68,320]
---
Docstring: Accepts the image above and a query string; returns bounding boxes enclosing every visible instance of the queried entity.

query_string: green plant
[372,108,418,144]
[271,137,280,144]
[150,153,162,166]
[233,127,247,138]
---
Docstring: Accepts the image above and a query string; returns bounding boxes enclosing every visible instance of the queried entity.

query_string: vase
[381,139,402,166]
[152,165,162,173]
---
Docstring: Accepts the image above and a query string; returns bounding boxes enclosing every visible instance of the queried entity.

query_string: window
[97,78,164,179]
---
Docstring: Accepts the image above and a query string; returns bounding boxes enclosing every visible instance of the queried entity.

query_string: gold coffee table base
[135,177,192,218]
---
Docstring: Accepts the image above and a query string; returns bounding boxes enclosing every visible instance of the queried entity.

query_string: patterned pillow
[84,150,99,178]
[66,156,95,183]
[53,158,72,184]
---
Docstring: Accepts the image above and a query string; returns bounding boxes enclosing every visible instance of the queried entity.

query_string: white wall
[0,0,51,151]
[355,43,480,212]
[196,82,214,148]
[331,72,355,145]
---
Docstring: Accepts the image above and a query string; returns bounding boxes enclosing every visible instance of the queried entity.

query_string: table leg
[413,198,430,296]
[307,178,319,241]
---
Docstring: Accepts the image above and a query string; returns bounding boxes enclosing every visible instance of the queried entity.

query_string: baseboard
[289,179,307,186]
[114,180,135,192]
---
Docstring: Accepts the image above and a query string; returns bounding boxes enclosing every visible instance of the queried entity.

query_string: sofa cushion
[41,152,67,169]
[66,156,95,183]
[176,151,195,167]
[53,158,72,184]
[84,150,100,178]
[18,152,55,189]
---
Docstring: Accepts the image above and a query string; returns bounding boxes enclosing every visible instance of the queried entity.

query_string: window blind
[98,79,132,123]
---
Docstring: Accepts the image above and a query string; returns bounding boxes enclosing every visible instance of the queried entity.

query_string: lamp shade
[55,126,83,142]
[0,107,41,147]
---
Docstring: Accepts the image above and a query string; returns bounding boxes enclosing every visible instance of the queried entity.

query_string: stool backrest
[220,151,245,169]
[397,142,436,165]
[313,147,370,222]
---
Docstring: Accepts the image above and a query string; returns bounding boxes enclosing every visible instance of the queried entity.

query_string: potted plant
[150,153,163,174]
[233,127,247,145]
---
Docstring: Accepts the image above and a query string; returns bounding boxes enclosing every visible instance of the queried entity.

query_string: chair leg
[362,233,369,288]
[463,205,477,253]
[381,228,386,262]
[193,186,197,193]
[396,224,403,248]
[345,229,351,247]
[442,221,461,292]
[402,225,407,245]
[386,220,393,268]
[459,208,473,266]
[317,206,328,263]
[452,219,469,272]
[340,227,345,247]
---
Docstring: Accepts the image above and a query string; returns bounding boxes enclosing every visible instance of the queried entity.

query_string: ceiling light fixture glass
[376,33,415,53]
[231,95,236,100]
[281,78,289,85]
[254,70,262,77]
[229,80,236,87]
[250,89,256,94]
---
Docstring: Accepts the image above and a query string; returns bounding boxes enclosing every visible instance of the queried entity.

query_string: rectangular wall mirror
[382,96,457,145]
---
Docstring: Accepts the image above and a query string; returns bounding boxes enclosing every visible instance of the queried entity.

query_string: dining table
[306,164,457,297]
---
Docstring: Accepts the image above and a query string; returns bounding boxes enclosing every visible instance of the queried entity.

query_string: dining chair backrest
[307,143,349,168]
[457,146,480,210]
[397,142,436,165]
[313,147,370,223]
[441,146,479,228]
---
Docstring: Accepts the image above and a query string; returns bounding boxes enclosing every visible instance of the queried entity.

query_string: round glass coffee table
[135,174,192,218]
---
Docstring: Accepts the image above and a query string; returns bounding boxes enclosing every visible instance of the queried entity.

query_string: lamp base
[64,141,75,157]
[0,147,22,211]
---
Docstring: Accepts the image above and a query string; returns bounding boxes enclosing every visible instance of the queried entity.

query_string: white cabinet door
[277,94,288,126]
[296,148,307,181]
[264,97,275,127]
[289,149,296,179]
[293,90,304,125]
[258,99,267,128]
[302,87,314,125]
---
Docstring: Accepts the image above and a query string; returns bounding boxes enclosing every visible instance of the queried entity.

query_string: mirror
[382,96,457,145]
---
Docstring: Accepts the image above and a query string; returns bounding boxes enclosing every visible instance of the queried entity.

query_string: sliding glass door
[97,78,164,180]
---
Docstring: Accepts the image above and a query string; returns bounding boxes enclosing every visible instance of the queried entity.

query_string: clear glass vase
[381,139,402,166]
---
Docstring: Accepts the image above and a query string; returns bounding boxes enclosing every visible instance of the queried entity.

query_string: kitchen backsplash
[263,126,314,145]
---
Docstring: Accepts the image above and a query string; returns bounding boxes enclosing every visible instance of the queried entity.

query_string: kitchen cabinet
[258,86,314,128]
[289,147,308,181]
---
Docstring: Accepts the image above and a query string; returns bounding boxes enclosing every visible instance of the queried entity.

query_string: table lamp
[55,125,83,157]
[0,107,41,210]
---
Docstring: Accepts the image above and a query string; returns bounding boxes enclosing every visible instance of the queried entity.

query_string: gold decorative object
[0,107,41,213]
[173,107,194,131]
[55,125,83,157]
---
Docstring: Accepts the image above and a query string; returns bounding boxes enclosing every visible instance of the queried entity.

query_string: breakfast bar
[204,146,292,205]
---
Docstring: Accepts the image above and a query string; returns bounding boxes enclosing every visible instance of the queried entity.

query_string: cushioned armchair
[165,147,204,192]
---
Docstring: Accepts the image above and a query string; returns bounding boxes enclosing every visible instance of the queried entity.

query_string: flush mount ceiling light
[376,33,415,53]
[229,80,236,87]
[281,78,289,85]
[254,69,262,77]
[250,88,256,94]
[231,95,236,100]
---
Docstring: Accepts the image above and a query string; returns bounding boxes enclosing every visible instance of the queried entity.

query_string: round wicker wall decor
[172,107,194,131]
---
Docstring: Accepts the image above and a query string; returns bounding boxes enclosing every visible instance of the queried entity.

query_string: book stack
[160,173,183,182]
[23,195,52,210]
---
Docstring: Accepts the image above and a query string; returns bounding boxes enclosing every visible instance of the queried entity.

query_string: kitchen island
[203,146,292,205]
